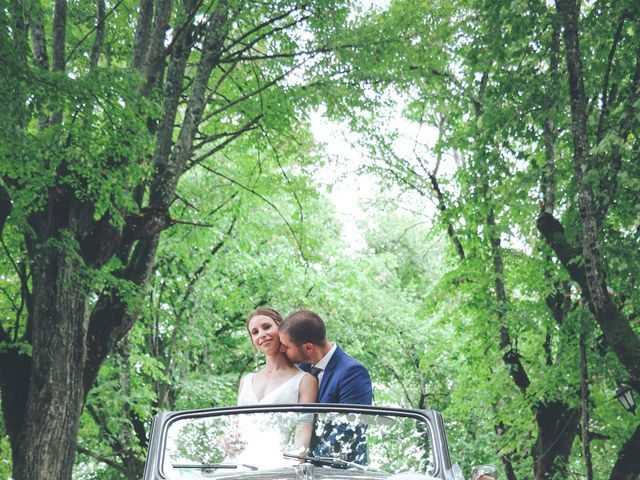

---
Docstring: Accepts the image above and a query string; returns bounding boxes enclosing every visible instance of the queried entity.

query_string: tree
[76,136,332,477]
[304,0,640,477]
[0,1,352,479]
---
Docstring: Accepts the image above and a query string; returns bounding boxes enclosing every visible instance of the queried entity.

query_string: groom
[278,309,372,405]
[278,309,371,464]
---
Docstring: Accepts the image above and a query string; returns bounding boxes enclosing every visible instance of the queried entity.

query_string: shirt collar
[314,342,337,371]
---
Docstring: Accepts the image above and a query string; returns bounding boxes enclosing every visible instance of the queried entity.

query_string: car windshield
[162,408,435,479]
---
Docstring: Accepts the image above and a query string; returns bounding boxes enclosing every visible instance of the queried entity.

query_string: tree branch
[51,0,67,71]
[259,124,305,224]
[487,207,531,394]
[0,184,11,239]
[189,115,263,166]
[139,1,175,96]
[542,21,560,215]
[221,4,302,56]
[197,164,305,260]
[192,114,262,151]
[426,170,465,260]
[123,207,174,243]
[130,0,153,70]
[221,15,310,64]
[84,235,159,397]
[86,404,123,454]
[65,0,123,66]
[596,40,640,224]
[89,0,106,67]
[149,0,230,210]
[201,61,302,123]
[9,0,29,64]
[595,10,627,142]
[30,5,49,70]
[77,446,126,473]
[162,0,208,60]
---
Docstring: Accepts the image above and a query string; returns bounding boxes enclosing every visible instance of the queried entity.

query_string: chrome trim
[156,404,441,479]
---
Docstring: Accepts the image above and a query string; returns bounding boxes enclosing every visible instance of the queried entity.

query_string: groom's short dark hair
[280,309,327,347]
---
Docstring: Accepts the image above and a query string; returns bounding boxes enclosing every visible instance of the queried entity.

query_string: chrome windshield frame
[149,404,450,480]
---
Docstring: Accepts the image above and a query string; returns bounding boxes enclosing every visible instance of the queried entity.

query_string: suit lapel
[318,345,342,402]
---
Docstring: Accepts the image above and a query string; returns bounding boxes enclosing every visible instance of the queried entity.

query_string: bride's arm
[298,373,318,403]
[292,374,318,457]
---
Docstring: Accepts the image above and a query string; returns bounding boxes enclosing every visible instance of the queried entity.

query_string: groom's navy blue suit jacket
[301,345,372,405]
[301,345,371,464]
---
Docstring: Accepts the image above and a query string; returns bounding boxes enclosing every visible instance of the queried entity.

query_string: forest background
[0,0,639,479]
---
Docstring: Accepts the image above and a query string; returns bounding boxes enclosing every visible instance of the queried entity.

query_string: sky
[310,106,440,250]
[310,110,378,250]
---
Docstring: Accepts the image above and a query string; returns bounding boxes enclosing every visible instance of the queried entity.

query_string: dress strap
[295,369,307,385]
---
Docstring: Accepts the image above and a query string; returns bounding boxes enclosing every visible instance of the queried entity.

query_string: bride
[229,308,317,467]
[238,306,317,405]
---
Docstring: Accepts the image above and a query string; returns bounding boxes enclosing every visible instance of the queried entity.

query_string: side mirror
[471,464,498,480]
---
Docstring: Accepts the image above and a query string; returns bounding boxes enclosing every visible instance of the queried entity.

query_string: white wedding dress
[229,369,310,471]
[237,369,307,405]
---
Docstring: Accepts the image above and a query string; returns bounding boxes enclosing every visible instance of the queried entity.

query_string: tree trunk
[555,0,640,393]
[579,313,594,480]
[609,424,640,480]
[13,208,90,479]
[0,3,237,479]
[488,207,579,480]
[532,401,580,480]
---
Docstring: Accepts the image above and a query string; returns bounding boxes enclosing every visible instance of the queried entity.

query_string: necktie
[310,366,322,378]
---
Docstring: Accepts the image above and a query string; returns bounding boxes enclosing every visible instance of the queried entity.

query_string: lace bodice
[238,369,307,405]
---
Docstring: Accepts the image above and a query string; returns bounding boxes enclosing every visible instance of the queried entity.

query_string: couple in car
[238,307,372,407]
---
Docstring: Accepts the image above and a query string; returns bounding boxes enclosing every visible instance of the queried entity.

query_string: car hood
[211,465,390,480]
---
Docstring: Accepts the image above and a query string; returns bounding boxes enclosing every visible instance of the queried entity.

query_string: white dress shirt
[312,342,337,384]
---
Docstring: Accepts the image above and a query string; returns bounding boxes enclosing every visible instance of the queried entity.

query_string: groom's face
[279,332,310,363]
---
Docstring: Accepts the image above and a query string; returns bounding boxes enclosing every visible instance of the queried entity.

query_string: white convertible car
[142,404,498,480]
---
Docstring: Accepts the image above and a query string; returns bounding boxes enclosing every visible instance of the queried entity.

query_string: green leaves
[2,1,639,479]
